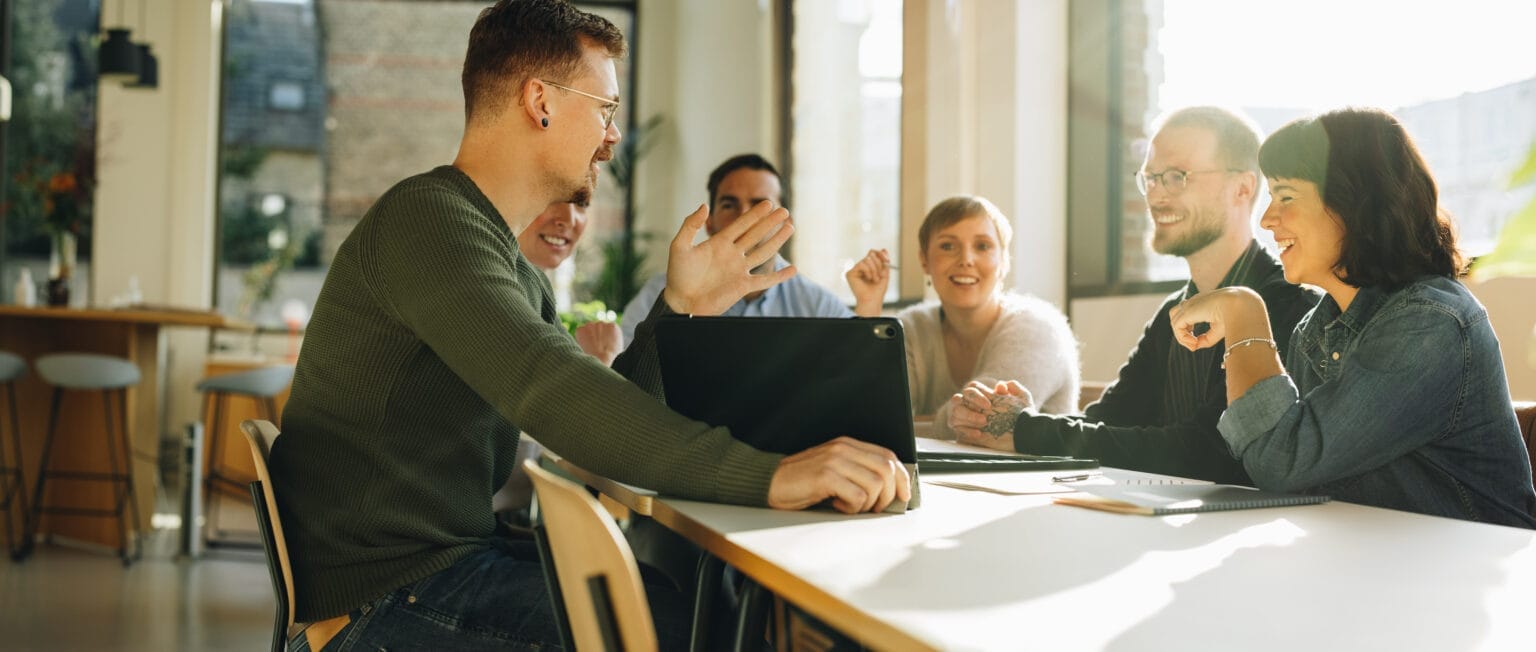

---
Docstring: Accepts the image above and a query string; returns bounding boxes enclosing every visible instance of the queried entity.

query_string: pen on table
[1051,472,1100,483]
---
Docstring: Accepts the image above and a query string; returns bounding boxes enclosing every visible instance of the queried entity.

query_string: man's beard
[1151,208,1225,258]
[566,144,614,205]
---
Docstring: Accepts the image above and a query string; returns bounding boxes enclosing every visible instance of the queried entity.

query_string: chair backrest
[240,419,295,651]
[1515,402,1536,496]
[1078,380,1111,412]
[524,459,657,652]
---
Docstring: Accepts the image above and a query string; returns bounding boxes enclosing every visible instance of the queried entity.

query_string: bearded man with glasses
[949,106,1318,486]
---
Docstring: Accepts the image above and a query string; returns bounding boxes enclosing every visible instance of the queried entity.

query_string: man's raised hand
[662,201,795,316]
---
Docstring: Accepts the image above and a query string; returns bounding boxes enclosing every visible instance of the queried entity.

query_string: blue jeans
[288,539,691,651]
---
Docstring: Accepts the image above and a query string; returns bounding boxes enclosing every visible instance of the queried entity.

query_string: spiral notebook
[1055,484,1329,515]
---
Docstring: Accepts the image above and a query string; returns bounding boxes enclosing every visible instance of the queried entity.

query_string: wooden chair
[240,419,346,652]
[525,458,658,652]
[1515,402,1536,505]
[1078,380,1111,412]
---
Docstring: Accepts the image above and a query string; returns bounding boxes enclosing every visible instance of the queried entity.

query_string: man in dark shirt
[949,106,1318,484]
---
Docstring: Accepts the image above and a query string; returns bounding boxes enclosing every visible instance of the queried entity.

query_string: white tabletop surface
[648,468,1536,651]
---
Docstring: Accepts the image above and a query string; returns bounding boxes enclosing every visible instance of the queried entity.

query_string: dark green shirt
[270,166,782,621]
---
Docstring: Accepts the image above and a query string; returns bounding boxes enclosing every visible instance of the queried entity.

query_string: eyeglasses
[541,80,620,130]
[1134,168,1243,196]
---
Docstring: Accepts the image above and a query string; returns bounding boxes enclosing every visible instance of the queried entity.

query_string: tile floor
[0,491,273,651]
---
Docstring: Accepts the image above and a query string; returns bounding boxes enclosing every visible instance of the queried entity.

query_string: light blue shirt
[619,258,854,345]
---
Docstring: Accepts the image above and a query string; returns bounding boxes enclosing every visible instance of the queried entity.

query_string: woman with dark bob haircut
[1169,107,1536,527]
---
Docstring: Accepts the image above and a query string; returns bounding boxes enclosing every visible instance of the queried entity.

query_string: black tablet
[656,315,920,509]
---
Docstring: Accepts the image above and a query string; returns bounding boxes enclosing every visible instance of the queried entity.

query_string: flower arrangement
[32,168,92,292]
[40,170,89,237]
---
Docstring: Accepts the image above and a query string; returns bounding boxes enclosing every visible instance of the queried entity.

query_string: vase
[46,230,76,307]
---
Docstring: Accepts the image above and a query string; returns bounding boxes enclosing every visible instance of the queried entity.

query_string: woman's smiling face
[1261,177,1347,289]
[921,213,1006,310]
[519,201,589,270]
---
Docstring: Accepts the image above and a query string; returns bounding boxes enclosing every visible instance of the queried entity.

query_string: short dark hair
[1260,107,1463,289]
[706,154,783,207]
[461,0,625,124]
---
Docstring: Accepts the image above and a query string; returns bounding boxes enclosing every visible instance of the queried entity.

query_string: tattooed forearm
[982,394,1028,439]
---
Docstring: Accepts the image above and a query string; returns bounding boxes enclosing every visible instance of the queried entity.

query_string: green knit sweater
[270,166,783,621]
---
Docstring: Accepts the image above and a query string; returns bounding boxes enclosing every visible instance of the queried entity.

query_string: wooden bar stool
[0,351,29,558]
[197,365,293,545]
[17,353,142,565]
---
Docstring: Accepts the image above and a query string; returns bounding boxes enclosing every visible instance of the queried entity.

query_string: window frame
[210,0,644,320]
[1066,0,1185,300]
[781,0,914,304]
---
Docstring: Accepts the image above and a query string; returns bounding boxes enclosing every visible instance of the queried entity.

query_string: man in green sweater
[269,1,909,649]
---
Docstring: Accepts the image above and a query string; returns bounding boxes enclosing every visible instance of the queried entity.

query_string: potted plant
[1470,141,1536,372]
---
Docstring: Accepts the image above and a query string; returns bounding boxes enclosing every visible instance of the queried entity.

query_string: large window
[787,0,902,305]
[214,0,639,328]
[1070,0,1536,295]
[214,0,327,327]
[2,0,99,306]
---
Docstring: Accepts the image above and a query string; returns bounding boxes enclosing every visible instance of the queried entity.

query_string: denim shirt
[1219,275,1536,528]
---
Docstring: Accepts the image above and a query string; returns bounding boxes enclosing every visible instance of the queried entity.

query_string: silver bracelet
[1222,337,1276,369]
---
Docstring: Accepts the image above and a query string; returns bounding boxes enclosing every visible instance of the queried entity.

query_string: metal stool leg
[101,390,129,564]
[202,391,216,541]
[204,391,224,540]
[15,388,64,561]
[116,389,140,564]
[0,382,28,556]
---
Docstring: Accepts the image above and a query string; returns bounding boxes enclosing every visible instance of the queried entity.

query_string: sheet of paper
[915,437,1027,457]
[922,469,1208,496]
[923,472,1114,495]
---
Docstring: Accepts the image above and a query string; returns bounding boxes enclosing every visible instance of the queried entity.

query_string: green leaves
[1470,141,1536,282]
[558,300,618,335]
[587,233,650,313]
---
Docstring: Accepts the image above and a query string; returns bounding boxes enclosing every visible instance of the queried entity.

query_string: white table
[558,459,1536,651]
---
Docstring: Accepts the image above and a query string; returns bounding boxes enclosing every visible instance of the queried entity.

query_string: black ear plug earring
[541,117,550,128]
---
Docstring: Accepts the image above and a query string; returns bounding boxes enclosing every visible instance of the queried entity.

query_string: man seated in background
[949,106,1319,485]
[620,153,853,346]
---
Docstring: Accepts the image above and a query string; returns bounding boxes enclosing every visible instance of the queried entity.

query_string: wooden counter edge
[0,305,230,328]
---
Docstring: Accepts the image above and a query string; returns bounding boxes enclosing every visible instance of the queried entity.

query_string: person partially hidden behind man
[520,198,624,364]
[269,2,909,650]
[949,106,1319,485]
[493,198,624,525]
[619,153,853,345]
